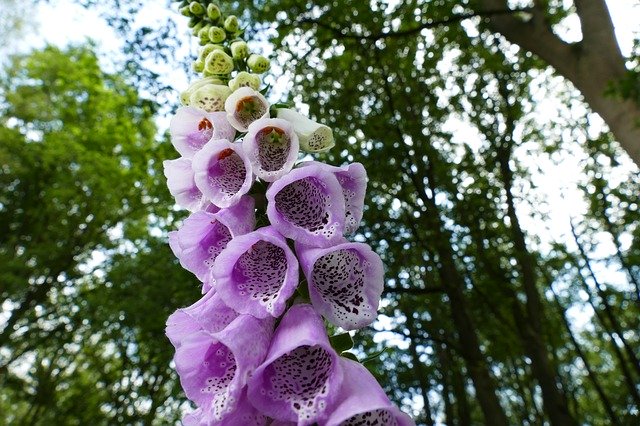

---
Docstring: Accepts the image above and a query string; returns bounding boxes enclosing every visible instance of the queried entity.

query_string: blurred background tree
[1,0,638,425]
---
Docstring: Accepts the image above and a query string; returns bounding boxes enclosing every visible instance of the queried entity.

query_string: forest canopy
[1,1,638,425]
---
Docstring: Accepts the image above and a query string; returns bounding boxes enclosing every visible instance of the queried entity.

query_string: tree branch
[297,7,532,42]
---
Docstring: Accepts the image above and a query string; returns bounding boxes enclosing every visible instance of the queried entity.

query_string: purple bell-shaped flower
[213,226,299,318]
[168,196,255,290]
[192,139,254,208]
[296,240,384,331]
[247,304,344,425]
[266,164,346,248]
[170,106,236,158]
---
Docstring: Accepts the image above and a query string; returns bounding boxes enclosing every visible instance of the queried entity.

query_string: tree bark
[435,342,458,426]
[478,0,640,166]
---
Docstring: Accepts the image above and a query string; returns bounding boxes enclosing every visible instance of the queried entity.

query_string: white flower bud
[247,54,270,74]
[208,26,226,43]
[190,84,232,112]
[224,15,239,33]
[276,108,335,152]
[204,50,234,75]
[228,71,261,91]
[230,40,249,60]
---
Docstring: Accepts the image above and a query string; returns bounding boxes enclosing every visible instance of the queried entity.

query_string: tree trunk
[375,54,511,426]
[436,342,458,426]
[478,0,640,165]
[405,315,435,426]
[548,282,620,425]
[495,110,577,425]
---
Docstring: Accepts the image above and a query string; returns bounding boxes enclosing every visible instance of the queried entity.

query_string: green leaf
[329,332,354,353]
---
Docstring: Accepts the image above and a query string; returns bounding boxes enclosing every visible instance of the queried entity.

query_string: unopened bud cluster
[174,0,270,81]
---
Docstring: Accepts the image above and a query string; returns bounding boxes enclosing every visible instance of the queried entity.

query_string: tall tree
[0,44,198,424]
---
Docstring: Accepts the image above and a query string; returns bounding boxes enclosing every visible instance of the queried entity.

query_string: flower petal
[163,158,206,211]
[170,107,236,158]
[326,358,416,426]
[248,304,343,425]
[192,139,254,208]
[175,314,273,422]
[296,241,383,330]
[266,164,346,247]
[214,226,299,318]
[299,161,367,234]
[224,87,270,132]
[183,390,274,426]
[169,196,256,282]
[166,290,239,349]
[243,118,300,182]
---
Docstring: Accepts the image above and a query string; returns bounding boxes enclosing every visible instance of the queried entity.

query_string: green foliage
[0,45,198,424]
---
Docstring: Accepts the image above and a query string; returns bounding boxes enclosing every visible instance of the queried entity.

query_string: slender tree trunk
[495,124,577,425]
[436,342,457,426]
[571,222,640,379]
[448,346,473,426]
[547,282,620,425]
[375,53,511,426]
[506,358,533,425]
[405,315,435,426]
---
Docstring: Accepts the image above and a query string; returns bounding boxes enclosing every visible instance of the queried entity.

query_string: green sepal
[361,348,389,365]
[330,332,354,354]
[192,59,204,73]
[271,102,295,111]
[341,352,359,362]
[191,21,204,34]
[295,276,310,302]
[259,84,271,96]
